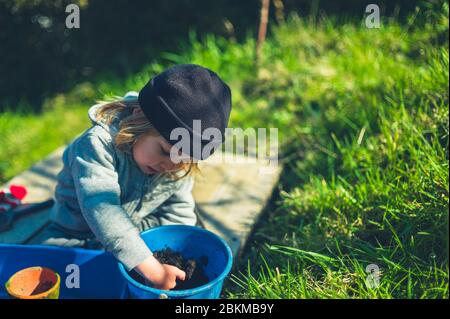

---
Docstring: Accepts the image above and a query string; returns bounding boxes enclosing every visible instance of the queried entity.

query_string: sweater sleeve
[70,132,152,271]
[153,175,197,226]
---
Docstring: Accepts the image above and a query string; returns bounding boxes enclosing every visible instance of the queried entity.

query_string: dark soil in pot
[128,248,209,290]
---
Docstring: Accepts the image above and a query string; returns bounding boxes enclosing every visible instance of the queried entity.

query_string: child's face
[132,133,184,175]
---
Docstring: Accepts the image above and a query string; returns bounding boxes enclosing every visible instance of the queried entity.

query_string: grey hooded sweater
[50,91,197,270]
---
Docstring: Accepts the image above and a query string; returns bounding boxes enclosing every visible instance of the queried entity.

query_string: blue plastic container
[118,225,233,299]
[0,244,128,299]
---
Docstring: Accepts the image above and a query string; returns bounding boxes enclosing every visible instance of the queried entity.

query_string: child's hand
[153,264,186,290]
[134,255,186,290]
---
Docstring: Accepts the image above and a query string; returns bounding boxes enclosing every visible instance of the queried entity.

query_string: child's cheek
[132,145,146,166]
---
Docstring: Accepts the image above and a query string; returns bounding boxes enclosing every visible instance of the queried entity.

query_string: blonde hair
[94,96,198,180]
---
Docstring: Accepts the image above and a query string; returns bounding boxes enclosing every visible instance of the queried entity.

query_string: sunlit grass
[1,1,448,299]
[0,103,89,182]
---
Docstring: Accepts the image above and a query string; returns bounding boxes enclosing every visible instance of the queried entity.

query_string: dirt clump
[129,248,209,290]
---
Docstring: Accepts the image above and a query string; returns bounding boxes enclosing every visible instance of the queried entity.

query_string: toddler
[29,64,232,290]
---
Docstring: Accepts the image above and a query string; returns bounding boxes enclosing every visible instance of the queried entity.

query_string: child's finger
[176,269,186,281]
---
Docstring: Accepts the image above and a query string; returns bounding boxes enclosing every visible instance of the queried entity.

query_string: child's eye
[160,147,170,156]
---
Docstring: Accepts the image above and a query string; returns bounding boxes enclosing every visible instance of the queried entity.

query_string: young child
[29,64,232,290]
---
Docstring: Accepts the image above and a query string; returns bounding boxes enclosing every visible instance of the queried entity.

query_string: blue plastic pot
[118,225,233,299]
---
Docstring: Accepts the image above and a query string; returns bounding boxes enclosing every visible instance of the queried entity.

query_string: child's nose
[160,159,175,171]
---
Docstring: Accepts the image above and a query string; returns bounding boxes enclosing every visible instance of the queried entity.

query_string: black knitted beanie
[138,64,232,160]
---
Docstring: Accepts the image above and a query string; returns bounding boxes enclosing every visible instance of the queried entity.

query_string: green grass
[1,1,448,299]
[219,5,449,298]
[0,101,89,182]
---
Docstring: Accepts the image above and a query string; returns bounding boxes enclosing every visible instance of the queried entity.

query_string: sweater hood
[88,91,140,136]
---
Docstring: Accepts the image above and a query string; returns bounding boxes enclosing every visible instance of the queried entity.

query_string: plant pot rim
[5,266,60,299]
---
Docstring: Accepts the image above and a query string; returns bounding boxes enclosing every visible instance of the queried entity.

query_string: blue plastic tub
[0,244,128,299]
[118,225,233,299]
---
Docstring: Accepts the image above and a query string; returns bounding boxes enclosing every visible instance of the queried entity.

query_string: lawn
[1,2,448,298]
